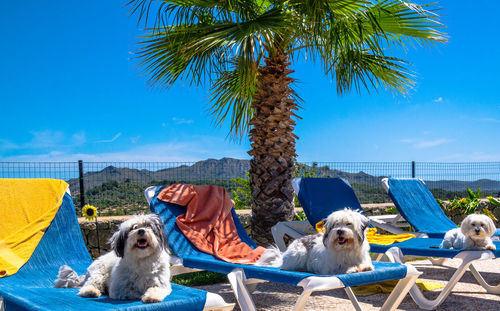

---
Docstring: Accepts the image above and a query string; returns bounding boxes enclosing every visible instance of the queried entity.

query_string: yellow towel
[366,228,415,245]
[353,279,444,296]
[0,178,68,277]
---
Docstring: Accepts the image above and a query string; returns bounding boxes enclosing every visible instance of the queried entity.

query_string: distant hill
[68,157,250,194]
[68,158,500,195]
[426,179,500,192]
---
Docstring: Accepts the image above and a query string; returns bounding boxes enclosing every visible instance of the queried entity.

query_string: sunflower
[82,204,98,221]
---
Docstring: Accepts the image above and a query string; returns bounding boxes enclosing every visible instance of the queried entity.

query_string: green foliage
[230,171,251,209]
[172,271,227,286]
[487,196,500,207]
[441,187,498,222]
[431,188,498,201]
[351,183,392,204]
[443,187,481,214]
[385,206,398,214]
[295,210,307,221]
[76,179,248,215]
[294,161,332,178]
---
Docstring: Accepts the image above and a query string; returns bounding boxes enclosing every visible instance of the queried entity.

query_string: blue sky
[0,0,498,163]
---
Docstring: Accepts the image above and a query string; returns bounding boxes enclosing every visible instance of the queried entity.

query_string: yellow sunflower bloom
[82,204,98,221]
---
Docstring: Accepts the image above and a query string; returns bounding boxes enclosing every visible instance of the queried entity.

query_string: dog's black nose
[475,228,481,234]
[138,229,145,236]
[337,229,344,235]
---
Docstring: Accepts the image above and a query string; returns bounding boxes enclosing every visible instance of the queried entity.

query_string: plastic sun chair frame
[0,185,234,311]
[379,177,500,238]
[278,177,500,310]
[271,178,426,253]
[144,186,422,311]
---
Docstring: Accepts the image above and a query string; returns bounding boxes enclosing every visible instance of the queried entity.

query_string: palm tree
[128,0,446,245]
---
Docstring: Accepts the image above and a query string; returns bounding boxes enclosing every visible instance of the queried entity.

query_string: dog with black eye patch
[55,214,172,303]
[257,208,374,274]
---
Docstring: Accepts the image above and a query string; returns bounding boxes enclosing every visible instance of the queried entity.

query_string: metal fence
[1,160,499,215]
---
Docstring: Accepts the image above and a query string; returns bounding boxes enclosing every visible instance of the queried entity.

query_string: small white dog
[440,213,496,251]
[257,208,374,274]
[55,214,172,303]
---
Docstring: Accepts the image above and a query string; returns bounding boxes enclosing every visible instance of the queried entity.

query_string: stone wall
[79,204,393,257]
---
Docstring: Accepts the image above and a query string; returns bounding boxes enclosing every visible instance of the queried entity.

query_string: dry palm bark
[248,54,299,245]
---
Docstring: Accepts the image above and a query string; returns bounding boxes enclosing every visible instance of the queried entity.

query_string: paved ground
[196,258,500,311]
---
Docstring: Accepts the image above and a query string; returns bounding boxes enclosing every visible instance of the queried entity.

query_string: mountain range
[68,158,500,194]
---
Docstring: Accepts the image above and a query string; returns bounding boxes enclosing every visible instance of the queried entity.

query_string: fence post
[411,161,415,178]
[78,160,85,208]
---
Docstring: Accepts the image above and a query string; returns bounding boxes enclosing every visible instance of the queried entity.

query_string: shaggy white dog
[257,208,373,274]
[440,213,496,251]
[55,214,172,303]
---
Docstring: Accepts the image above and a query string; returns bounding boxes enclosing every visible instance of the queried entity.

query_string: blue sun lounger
[280,177,500,310]
[380,177,500,238]
[0,182,233,311]
[144,185,421,311]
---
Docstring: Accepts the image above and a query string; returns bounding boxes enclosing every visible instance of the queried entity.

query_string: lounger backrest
[7,193,92,285]
[149,186,257,260]
[387,178,457,237]
[292,178,364,227]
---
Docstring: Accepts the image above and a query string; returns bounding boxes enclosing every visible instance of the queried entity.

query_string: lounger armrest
[381,178,390,193]
[144,186,157,204]
[204,293,235,311]
[169,255,202,276]
[271,220,311,251]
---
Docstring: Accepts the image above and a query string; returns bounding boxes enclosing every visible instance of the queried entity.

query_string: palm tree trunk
[248,54,298,245]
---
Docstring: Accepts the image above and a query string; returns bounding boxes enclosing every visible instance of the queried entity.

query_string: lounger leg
[0,296,4,311]
[372,253,384,261]
[384,247,405,264]
[380,264,421,311]
[469,263,500,294]
[344,287,362,311]
[392,251,494,310]
[429,258,448,266]
[293,289,312,311]
[227,268,257,311]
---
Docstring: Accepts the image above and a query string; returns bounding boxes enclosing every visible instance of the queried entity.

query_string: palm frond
[209,57,259,137]
[332,48,414,95]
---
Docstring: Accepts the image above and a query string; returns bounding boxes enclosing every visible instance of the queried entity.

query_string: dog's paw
[142,286,171,304]
[78,285,101,298]
[346,264,373,273]
[346,266,358,274]
[357,264,374,272]
[486,244,496,251]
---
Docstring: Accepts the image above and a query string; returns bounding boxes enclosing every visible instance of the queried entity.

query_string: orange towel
[158,184,265,264]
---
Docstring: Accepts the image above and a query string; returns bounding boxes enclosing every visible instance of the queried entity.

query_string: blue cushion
[370,238,500,258]
[387,179,457,238]
[292,178,364,227]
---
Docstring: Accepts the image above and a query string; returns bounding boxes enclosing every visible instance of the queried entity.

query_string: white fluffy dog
[257,208,374,274]
[55,214,172,303]
[440,213,496,250]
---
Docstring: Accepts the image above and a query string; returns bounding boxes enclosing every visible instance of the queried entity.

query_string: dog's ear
[460,216,470,235]
[321,218,331,247]
[356,214,370,243]
[109,229,127,257]
[485,216,496,236]
[149,214,168,250]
